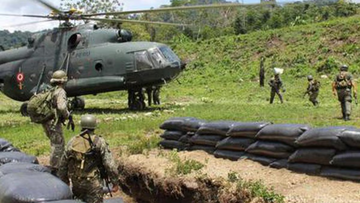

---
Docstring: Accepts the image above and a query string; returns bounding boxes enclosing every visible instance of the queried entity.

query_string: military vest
[67,134,101,179]
[309,80,320,92]
[336,71,352,89]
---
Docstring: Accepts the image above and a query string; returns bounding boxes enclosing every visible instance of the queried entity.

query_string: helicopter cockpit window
[148,48,164,68]
[135,51,153,71]
[159,46,180,63]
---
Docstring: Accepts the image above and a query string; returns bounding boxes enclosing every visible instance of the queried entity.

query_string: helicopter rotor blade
[33,0,62,14]
[84,18,187,26]
[82,2,274,17]
[2,19,55,28]
[0,13,51,18]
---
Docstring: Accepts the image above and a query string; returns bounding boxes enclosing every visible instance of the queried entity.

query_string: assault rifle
[79,129,113,197]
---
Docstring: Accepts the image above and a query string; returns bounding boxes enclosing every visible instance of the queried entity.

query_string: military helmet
[340,64,348,71]
[50,70,68,84]
[307,75,313,81]
[80,114,97,129]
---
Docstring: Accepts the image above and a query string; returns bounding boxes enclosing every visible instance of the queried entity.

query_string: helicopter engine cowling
[117,29,133,42]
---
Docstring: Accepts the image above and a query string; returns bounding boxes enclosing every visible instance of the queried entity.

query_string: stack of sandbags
[244,124,309,167]
[190,121,236,154]
[320,128,360,181]
[159,117,206,151]
[214,122,271,161]
[289,126,351,175]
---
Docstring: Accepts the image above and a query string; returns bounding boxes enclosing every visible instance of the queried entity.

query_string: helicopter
[0,0,258,115]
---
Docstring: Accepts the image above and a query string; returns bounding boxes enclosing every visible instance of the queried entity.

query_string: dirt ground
[118,150,360,203]
[39,148,360,203]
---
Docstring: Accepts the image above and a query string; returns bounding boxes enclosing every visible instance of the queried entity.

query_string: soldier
[43,70,70,171]
[146,87,153,106]
[58,114,119,203]
[259,57,265,87]
[268,70,285,104]
[332,65,357,121]
[304,75,320,106]
[153,86,161,105]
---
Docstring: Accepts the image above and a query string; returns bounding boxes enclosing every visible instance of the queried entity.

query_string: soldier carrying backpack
[332,65,358,121]
[58,114,119,203]
[27,70,70,171]
[304,75,320,106]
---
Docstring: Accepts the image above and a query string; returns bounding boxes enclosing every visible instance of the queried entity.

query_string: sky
[0,0,246,32]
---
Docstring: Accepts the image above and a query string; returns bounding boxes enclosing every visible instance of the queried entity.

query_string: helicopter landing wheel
[20,102,28,116]
[70,97,85,110]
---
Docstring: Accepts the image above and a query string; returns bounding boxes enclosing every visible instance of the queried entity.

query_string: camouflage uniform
[268,75,284,104]
[42,85,69,169]
[259,57,265,87]
[305,77,320,106]
[58,132,119,203]
[333,68,356,120]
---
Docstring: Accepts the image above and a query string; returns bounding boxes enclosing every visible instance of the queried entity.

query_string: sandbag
[338,129,360,148]
[0,171,72,203]
[159,140,189,151]
[226,122,272,138]
[188,145,215,154]
[160,130,186,141]
[295,126,350,151]
[321,166,360,181]
[269,159,288,169]
[190,134,224,146]
[216,137,255,151]
[240,154,276,166]
[287,163,321,175]
[288,148,336,165]
[1,146,20,152]
[256,124,310,146]
[214,149,245,161]
[0,152,38,165]
[178,133,194,144]
[0,162,51,177]
[330,151,360,168]
[197,121,239,136]
[160,117,205,132]
[0,138,13,152]
[245,141,294,159]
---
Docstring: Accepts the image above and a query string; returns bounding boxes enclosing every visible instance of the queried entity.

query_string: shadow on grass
[74,104,184,115]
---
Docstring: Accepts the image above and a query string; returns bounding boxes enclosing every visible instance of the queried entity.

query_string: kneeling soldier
[58,114,119,203]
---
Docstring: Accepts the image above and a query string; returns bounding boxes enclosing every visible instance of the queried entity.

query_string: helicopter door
[134,51,153,71]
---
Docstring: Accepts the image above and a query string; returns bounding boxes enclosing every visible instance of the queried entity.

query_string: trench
[117,158,256,203]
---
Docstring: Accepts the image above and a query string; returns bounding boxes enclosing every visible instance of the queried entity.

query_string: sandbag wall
[159,118,360,182]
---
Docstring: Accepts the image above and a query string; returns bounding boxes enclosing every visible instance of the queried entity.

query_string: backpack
[27,88,56,123]
[336,71,352,88]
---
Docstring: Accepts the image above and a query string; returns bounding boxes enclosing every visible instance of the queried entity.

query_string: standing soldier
[58,114,119,203]
[153,86,161,105]
[259,57,265,87]
[146,87,153,106]
[43,70,70,171]
[268,69,285,104]
[332,65,357,121]
[304,75,320,106]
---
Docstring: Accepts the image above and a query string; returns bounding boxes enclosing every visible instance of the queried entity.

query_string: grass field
[0,74,358,157]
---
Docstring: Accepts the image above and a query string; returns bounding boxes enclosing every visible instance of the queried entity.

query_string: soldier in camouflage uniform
[58,114,119,203]
[153,86,161,105]
[304,75,320,106]
[42,70,70,170]
[332,65,357,121]
[268,72,285,104]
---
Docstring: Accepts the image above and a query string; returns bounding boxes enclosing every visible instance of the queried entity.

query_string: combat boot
[344,114,350,121]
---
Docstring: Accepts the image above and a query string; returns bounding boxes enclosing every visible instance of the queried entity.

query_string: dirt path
[119,150,360,203]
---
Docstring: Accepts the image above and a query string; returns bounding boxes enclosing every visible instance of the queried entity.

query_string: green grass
[165,150,204,175]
